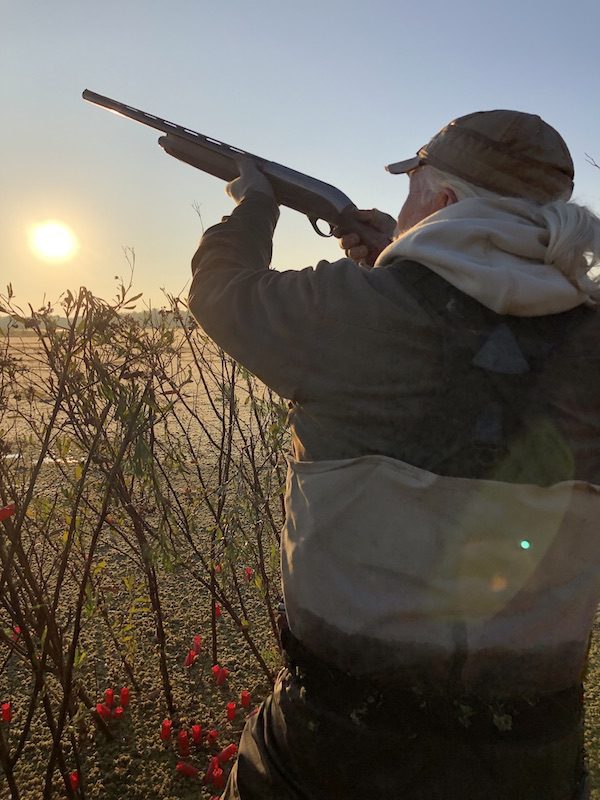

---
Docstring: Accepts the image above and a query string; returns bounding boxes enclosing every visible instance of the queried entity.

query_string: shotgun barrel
[82,89,385,263]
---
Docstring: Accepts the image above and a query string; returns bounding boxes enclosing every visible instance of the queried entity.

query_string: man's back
[190,172,599,800]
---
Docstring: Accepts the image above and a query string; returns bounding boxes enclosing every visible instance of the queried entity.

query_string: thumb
[355,208,396,232]
[233,154,255,176]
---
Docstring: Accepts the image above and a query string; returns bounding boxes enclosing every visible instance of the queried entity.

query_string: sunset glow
[29,221,79,262]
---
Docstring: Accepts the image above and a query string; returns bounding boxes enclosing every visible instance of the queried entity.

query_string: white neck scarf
[375,197,597,316]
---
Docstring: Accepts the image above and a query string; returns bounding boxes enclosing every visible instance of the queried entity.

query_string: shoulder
[308,257,439,332]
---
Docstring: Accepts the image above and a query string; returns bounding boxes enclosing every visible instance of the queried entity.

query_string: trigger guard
[308,217,334,238]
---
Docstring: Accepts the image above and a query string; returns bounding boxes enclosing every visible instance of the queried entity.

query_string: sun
[29,221,79,262]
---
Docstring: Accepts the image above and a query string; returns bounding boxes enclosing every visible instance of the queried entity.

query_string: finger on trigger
[341,233,360,248]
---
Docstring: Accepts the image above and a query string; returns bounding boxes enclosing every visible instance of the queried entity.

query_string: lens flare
[29,221,79,262]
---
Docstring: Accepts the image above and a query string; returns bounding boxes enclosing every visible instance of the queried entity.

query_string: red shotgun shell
[218,743,238,764]
[212,766,225,789]
[216,667,229,686]
[160,718,172,740]
[178,729,190,757]
[206,728,219,745]
[0,503,16,522]
[96,703,111,722]
[191,724,202,744]
[176,761,199,778]
[203,755,219,784]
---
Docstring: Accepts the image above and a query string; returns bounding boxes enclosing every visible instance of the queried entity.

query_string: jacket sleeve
[188,191,332,401]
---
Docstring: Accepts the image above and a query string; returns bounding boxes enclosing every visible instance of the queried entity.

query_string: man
[187,111,600,799]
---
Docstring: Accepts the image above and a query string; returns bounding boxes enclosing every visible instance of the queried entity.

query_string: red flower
[214,563,222,574]
[113,706,124,720]
[69,771,80,791]
[12,626,21,641]
[1,702,12,723]
[184,649,198,668]
[192,635,202,654]
[218,743,238,764]
[160,718,172,740]
[191,724,202,744]
[240,690,251,708]
[0,503,16,522]
[104,688,114,708]
[119,687,130,707]
[244,566,254,582]
[214,602,222,618]
[226,702,236,722]
[176,761,199,778]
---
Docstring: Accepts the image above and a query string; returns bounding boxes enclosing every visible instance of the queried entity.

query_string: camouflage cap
[386,110,574,203]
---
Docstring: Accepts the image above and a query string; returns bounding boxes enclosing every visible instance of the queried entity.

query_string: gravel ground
[1,601,597,799]
[585,615,599,799]
[0,557,277,800]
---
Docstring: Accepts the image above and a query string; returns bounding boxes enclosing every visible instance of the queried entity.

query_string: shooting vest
[282,261,600,698]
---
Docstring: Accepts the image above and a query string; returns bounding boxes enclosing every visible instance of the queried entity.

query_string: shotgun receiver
[82,90,385,264]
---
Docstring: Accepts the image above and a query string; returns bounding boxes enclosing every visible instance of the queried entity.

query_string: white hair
[420,164,600,298]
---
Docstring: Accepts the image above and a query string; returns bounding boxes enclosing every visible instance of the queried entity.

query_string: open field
[0,301,288,799]
[0,296,598,799]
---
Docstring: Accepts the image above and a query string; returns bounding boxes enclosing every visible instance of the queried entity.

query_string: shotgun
[82,90,385,264]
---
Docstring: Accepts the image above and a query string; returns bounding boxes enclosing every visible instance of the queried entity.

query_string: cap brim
[385,156,420,174]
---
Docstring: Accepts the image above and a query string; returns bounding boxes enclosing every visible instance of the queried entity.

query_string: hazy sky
[2,0,600,308]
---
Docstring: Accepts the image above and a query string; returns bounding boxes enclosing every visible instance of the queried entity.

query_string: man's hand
[226,157,276,205]
[332,209,396,264]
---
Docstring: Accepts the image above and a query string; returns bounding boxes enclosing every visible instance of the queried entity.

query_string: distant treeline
[0,308,192,333]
